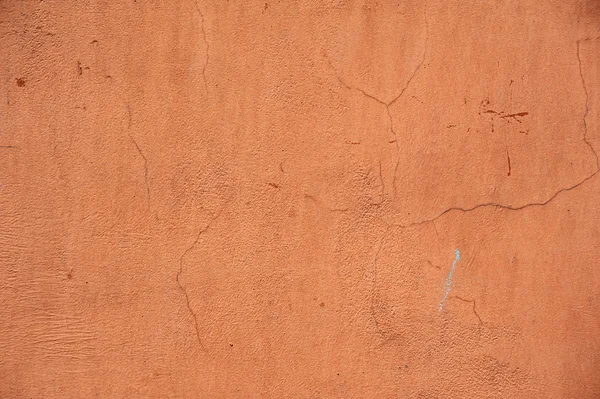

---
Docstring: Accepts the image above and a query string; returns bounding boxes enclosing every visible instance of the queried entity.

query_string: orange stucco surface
[1,1,600,397]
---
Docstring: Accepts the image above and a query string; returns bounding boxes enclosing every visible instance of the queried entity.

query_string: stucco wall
[1,1,600,397]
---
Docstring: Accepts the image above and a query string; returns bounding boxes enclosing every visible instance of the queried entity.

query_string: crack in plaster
[129,135,151,206]
[192,0,209,90]
[366,39,597,339]
[347,37,599,230]
[328,14,429,203]
[453,295,484,325]
[391,39,599,229]
[176,203,229,353]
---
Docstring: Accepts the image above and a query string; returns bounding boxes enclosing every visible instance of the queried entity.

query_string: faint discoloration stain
[439,249,461,311]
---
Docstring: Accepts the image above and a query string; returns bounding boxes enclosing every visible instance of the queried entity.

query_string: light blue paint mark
[439,249,461,311]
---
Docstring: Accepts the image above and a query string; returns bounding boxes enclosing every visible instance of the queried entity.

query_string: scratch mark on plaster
[480,98,529,126]
[499,111,528,123]
[439,249,460,311]
[427,260,440,270]
[177,203,229,353]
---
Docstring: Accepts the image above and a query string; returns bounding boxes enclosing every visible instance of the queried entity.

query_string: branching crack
[386,38,600,229]
[328,13,429,201]
[453,295,483,325]
[332,34,597,231]
[130,135,150,206]
[193,0,209,90]
[358,37,598,347]
[176,204,229,353]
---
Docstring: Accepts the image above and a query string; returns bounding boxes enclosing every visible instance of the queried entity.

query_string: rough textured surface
[1,1,600,397]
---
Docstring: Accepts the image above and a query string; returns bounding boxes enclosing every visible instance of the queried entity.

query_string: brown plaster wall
[1,0,600,397]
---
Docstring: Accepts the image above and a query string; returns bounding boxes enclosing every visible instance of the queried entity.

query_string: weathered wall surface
[1,1,600,397]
